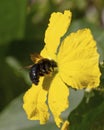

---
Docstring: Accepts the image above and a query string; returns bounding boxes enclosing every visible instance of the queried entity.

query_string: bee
[26,54,57,85]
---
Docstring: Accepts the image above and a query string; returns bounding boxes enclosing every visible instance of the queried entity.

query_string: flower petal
[61,120,70,130]
[41,10,72,60]
[48,74,69,127]
[57,29,101,89]
[23,78,49,124]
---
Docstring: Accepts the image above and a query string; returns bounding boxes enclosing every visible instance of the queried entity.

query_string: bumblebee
[27,54,57,85]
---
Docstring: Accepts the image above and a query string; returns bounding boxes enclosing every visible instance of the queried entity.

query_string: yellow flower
[23,10,101,128]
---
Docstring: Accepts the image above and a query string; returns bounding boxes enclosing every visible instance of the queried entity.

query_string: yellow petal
[23,78,49,124]
[48,74,69,127]
[61,120,70,130]
[57,29,101,89]
[40,46,50,59]
[41,10,72,60]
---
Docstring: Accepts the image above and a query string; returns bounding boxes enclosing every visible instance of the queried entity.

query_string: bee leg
[39,72,44,76]
[44,63,52,74]
[32,76,39,85]
[39,63,50,75]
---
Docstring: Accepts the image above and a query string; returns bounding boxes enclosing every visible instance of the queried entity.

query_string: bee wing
[30,53,43,63]
[23,64,34,69]
[19,64,33,71]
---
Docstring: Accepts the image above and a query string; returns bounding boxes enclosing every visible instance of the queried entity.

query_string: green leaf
[0,0,27,45]
[0,95,57,130]
[69,88,84,113]
[69,90,104,130]
[0,89,84,130]
[6,56,31,85]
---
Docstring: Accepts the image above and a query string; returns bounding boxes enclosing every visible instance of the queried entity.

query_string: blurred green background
[0,0,104,130]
